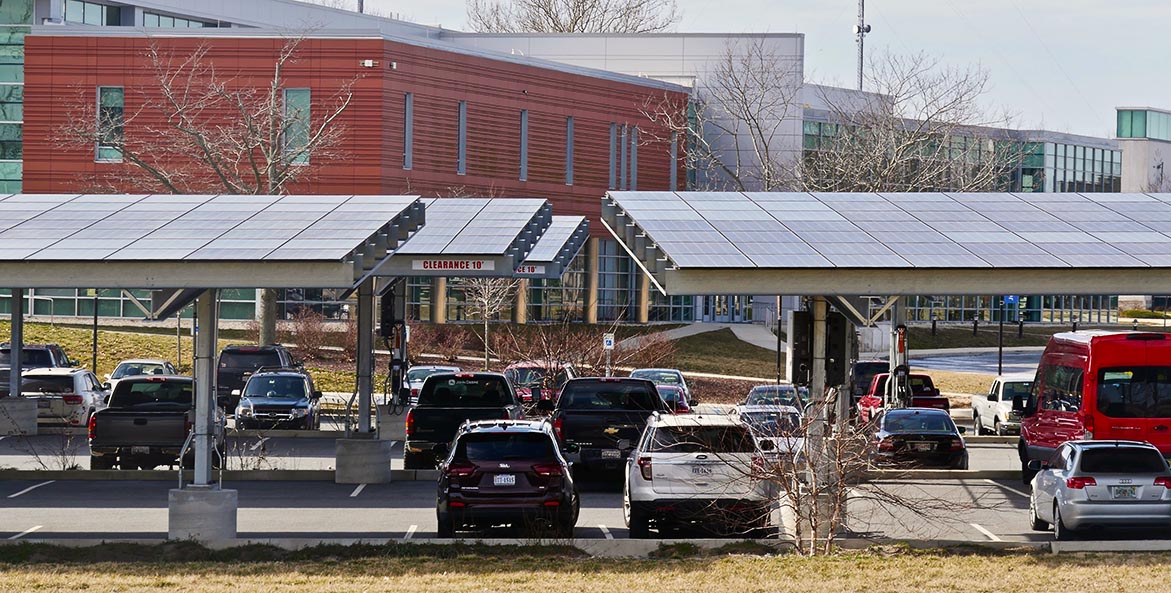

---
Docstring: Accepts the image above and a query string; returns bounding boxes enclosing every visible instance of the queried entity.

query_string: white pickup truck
[971,373,1033,436]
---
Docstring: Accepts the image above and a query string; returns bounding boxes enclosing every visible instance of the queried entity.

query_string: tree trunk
[483,318,490,370]
[258,288,278,345]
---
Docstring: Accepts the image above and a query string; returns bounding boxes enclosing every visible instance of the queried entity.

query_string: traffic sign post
[603,333,615,377]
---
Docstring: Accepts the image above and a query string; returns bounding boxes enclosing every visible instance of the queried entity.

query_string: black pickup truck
[404,372,525,469]
[88,375,225,470]
[537,377,670,473]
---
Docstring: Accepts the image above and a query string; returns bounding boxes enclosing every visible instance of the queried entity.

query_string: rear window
[632,370,682,385]
[219,352,281,369]
[111,381,193,408]
[1003,381,1032,399]
[111,362,169,379]
[648,426,756,453]
[746,386,801,407]
[1079,447,1168,474]
[505,366,571,389]
[20,376,74,394]
[417,376,513,407]
[741,411,801,437]
[455,432,556,463]
[0,349,54,367]
[1096,367,1171,418]
[559,381,664,411]
[408,368,456,382]
[882,411,955,433]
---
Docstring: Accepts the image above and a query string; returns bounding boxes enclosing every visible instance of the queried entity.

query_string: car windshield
[883,412,954,433]
[417,376,512,407]
[559,381,663,411]
[112,381,193,408]
[853,363,887,395]
[1003,381,1032,399]
[505,367,547,386]
[1079,447,1168,474]
[20,376,74,394]
[111,362,169,379]
[408,368,455,383]
[657,386,684,404]
[0,349,54,367]
[648,426,756,453]
[632,370,682,386]
[746,386,801,407]
[219,352,280,369]
[455,432,556,463]
[741,411,801,437]
[244,376,306,398]
[1096,367,1171,418]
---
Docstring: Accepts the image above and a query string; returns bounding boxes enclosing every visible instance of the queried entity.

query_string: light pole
[854,0,872,90]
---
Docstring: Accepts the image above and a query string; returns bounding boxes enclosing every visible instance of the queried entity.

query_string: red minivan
[1018,331,1171,483]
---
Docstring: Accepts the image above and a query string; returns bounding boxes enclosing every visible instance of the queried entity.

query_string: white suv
[623,413,776,538]
[20,368,109,427]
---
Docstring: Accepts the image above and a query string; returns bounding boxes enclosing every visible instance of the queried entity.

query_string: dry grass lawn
[3,551,1171,593]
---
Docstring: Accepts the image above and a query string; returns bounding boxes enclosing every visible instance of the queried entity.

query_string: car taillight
[410,388,418,397]
[676,402,690,414]
[1155,476,1171,488]
[88,414,97,440]
[405,409,415,438]
[533,463,563,476]
[447,461,475,477]
[62,394,83,405]
[1082,414,1094,439]
[553,417,563,441]
[638,456,653,481]
[1066,476,1097,489]
[877,437,894,451]
[949,438,964,451]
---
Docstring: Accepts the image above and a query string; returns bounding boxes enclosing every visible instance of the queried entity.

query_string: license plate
[691,465,713,476]
[36,400,50,409]
[910,442,934,452]
[600,449,621,459]
[131,446,150,456]
[493,473,516,486]
[1112,485,1137,499]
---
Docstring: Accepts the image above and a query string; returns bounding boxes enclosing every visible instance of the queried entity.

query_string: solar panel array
[607,191,1171,269]
[523,216,588,263]
[0,194,421,262]
[395,198,551,256]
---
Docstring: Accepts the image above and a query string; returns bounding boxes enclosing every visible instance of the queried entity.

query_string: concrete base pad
[168,487,237,541]
[335,438,394,484]
[0,397,37,436]
[377,406,407,441]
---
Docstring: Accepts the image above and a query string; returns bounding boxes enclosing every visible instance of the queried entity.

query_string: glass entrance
[700,295,751,322]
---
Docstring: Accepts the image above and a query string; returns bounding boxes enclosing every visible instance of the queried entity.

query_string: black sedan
[871,408,968,470]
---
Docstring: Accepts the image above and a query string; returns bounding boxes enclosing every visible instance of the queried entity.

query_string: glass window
[629,126,638,190]
[143,13,159,27]
[457,100,467,175]
[159,15,174,27]
[619,124,628,190]
[1097,367,1171,418]
[96,86,122,162]
[1133,110,1147,138]
[403,93,413,170]
[608,122,617,189]
[670,131,678,190]
[0,121,19,159]
[564,116,574,185]
[648,426,756,454]
[518,109,528,181]
[417,375,512,407]
[455,432,555,463]
[282,88,310,165]
[1079,447,1168,474]
[0,0,31,24]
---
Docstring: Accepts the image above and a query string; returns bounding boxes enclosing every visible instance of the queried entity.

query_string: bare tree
[467,0,679,33]
[459,277,522,370]
[56,35,355,346]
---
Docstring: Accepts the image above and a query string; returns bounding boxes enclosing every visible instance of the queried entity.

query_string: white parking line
[7,481,55,499]
[249,438,270,451]
[598,524,613,540]
[349,484,367,498]
[970,523,1002,542]
[984,479,1031,498]
[8,526,41,540]
[404,525,417,540]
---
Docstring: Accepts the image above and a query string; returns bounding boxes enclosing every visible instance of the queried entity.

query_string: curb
[865,469,1020,480]
[1050,541,1171,554]
[0,469,440,482]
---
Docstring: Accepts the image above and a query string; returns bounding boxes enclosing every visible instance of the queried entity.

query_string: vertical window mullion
[519,109,528,181]
[403,93,413,170]
[565,116,574,185]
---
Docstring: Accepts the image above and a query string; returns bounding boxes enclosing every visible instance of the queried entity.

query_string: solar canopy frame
[602,191,1171,296]
[515,216,589,279]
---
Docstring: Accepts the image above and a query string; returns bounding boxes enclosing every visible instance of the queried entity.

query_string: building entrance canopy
[602,191,1171,296]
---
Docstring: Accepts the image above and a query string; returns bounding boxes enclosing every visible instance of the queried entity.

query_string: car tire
[437,512,454,538]
[1021,459,1037,486]
[952,458,969,470]
[90,455,115,470]
[1029,497,1049,531]
[624,487,650,539]
[994,419,1004,436]
[1053,503,1075,541]
[973,415,983,436]
[556,490,580,538]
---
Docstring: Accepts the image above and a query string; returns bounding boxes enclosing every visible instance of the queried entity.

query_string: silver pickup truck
[88,375,224,470]
[971,373,1033,436]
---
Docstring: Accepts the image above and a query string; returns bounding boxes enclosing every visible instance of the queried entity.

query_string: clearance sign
[411,259,495,271]
[515,264,546,276]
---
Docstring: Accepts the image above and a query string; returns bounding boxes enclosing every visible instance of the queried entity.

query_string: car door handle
[1154,425,1169,432]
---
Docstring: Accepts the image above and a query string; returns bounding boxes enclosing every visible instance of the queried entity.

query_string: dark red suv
[435,419,579,537]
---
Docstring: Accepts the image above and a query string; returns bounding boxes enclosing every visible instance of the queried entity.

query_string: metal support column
[8,289,22,401]
[192,290,219,487]
[356,278,374,434]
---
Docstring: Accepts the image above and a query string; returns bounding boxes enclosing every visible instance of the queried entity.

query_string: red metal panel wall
[22,35,686,235]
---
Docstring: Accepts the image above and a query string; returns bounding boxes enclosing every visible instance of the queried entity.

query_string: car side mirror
[432,442,450,457]
[69,359,80,367]
[231,389,241,397]
[535,399,554,413]
[101,382,111,391]
[957,426,966,434]
[563,442,580,454]
[311,391,323,400]
[1027,459,1047,471]
[758,439,775,452]
[531,387,543,401]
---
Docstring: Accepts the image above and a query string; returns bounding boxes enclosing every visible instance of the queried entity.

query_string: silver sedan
[1029,440,1171,540]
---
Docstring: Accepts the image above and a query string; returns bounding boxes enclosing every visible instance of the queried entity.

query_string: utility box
[787,311,812,385]
[825,311,850,388]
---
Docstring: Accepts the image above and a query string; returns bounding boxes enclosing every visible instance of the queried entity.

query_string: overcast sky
[334,0,1169,139]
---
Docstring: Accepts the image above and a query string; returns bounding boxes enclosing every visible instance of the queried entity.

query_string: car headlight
[237,404,253,417]
[292,407,309,418]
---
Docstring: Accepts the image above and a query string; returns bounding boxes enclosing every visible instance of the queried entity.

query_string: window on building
[65,0,120,26]
[0,84,21,121]
[565,116,574,185]
[282,88,310,165]
[0,0,31,25]
[457,100,467,175]
[403,93,413,170]
[619,124,628,190]
[669,132,678,190]
[608,123,618,190]
[96,86,122,162]
[0,161,19,193]
[629,126,638,190]
[143,11,218,28]
[519,110,528,181]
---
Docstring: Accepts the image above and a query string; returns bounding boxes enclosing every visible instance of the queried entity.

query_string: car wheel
[556,490,580,538]
[973,415,983,436]
[90,454,115,470]
[1029,497,1049,531]
[623,486,649,539]
[994,419,1004,436]
[1053,503,1075,541]
[1021,459,1037,486]
[437,512,454,538]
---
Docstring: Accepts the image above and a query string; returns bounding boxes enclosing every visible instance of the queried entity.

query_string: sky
[334,0,1170,139]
